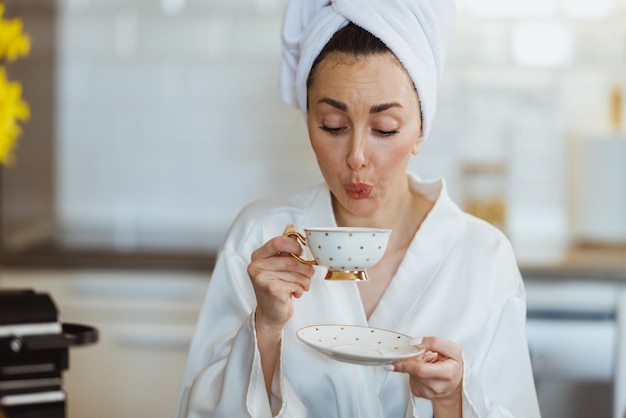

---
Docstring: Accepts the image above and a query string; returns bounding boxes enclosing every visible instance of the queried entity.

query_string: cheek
[313,146,340,172]
[379,142,414,169]
[308,135,338,170]
[307,128,343,171]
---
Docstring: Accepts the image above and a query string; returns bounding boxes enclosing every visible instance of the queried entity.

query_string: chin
[342,199,380,219]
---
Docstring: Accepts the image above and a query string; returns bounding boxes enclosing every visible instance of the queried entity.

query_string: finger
[251,232,305,261]
[256,273,308,301]
[252,253,314,281]
[424,351,439,363]
[386,356,428,375]
[386,348,448,373]
[278,279,306,299]
[283,223,296,234]
[275,253,315,275]
[281,224,306,256]
[286,270,313,292]
[252,253,314,287]
[420,337,462,361]
[254,267,313,293]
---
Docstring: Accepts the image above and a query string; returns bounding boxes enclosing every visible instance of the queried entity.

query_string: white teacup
[284,227,392,280]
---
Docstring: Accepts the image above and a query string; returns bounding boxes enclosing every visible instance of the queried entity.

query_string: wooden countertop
[3,237,625,282]
[520,244,626,282]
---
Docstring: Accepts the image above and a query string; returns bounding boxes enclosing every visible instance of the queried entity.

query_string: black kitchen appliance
[0,289,98,418]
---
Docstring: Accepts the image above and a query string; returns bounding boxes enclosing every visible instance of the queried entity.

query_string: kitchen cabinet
[521,246,626,418]
[525,280,618,418]
[0,269,209,418]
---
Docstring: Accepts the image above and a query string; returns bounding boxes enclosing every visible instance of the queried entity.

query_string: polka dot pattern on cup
[304,227,391,272]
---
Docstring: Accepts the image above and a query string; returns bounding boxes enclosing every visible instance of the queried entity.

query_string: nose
[346,130,367,171]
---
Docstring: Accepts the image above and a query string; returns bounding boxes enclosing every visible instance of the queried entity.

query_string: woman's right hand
[248,224,315,333]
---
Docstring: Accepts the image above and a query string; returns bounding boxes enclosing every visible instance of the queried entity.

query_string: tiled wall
[55,0,626,259]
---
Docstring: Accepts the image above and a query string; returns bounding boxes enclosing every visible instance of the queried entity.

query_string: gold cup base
[324,270,369,281]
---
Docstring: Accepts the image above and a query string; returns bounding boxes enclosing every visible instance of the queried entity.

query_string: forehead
[308,51,417,104]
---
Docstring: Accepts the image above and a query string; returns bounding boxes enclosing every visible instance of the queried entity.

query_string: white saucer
[296,325,424,365]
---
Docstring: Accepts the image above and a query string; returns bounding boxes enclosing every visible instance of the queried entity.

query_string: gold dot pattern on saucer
[296,325,422,365]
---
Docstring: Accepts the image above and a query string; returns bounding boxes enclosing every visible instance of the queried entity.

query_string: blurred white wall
[55,0,626,260]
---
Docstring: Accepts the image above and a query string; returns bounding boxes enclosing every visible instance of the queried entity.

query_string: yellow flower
[0,3,31,164]
[0,67,30,164]
[0,3,31,61]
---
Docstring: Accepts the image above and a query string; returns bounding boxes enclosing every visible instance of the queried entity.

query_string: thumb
[283,223,296,235]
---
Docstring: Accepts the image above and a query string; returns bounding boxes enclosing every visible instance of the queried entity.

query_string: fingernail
[383,364,395,371]
[409,338,423,346]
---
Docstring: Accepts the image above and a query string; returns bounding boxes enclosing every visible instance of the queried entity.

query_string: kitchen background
[1,0,626,417]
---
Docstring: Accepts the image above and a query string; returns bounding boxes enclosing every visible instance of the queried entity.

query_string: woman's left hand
[387,336,464,417]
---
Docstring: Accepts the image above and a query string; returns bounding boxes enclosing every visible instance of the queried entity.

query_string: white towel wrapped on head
[280,0,456,139]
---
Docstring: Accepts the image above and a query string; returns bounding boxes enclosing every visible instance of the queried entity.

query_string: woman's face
[306,51,423,225]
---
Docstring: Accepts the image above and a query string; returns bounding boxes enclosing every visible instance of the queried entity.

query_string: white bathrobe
[176,174,541,418]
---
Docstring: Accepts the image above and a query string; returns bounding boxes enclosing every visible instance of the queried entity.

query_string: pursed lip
[344,182,372,199]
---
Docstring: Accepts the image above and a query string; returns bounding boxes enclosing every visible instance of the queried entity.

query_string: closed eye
[320,125,345,136]
[375,129,399,138]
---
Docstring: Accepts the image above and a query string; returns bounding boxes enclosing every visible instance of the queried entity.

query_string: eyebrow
[370,102,403,113]
[318,98,403,114]
[319,98,347,112]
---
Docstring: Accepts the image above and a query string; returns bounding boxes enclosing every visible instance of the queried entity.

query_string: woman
[177,1,540,417]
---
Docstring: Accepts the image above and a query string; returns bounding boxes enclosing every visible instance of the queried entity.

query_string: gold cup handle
[283,231,318,265]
